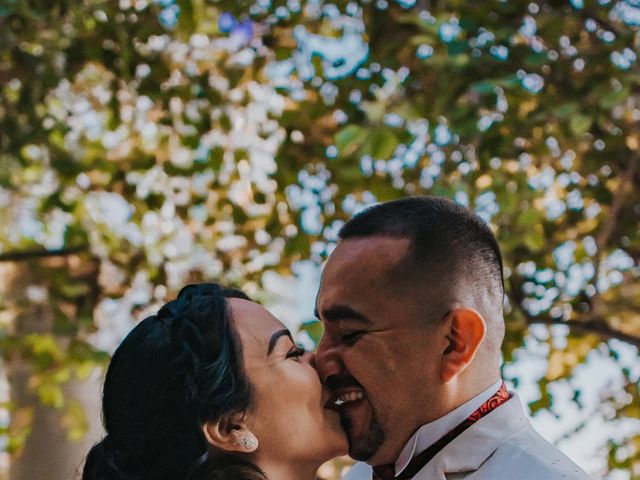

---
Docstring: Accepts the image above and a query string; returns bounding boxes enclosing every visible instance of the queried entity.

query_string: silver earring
[242,437,256,449]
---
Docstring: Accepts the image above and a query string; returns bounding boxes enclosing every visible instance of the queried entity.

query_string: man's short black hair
[338,196,504,311]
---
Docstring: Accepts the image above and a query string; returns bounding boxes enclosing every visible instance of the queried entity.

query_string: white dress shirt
[393,379,502,477]
[343,383,590,480]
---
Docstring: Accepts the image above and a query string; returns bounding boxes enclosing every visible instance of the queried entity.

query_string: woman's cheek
[279,365,315,400]
[297,365,323,406]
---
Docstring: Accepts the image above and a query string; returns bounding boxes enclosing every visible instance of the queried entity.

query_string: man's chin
[339,400,385,461]
[348,443,379,462]
[346,426,385,461]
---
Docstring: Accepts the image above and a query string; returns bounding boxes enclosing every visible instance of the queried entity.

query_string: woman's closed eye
[286,345,306,361]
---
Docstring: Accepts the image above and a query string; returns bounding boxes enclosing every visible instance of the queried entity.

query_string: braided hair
[82,283,266,480]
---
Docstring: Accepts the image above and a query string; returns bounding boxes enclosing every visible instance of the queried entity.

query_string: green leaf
[569,114,593,136]
[409,34,435,46]
[298,320,324,347]
[176,0,195,33]
[599,86,630,110]
[528,379,553,414]
[62,401,89,441]
[335,124,368,158]
[524,53,549,67]
[38,381,65,409]
[23,334,64,367]
[363,128,399,160]
[553,102,579,119]
[523,230,545,252]
[470,81,497,95]
[517,207,542,227]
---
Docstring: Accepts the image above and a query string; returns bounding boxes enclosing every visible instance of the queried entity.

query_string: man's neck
[439,374,502,418]
[392,378,504,476]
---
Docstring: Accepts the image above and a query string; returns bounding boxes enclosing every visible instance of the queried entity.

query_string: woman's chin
[321,438,350,461]
[325,409,350,456]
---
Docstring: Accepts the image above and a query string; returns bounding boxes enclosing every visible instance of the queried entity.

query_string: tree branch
[508,276,640,348]
[579,9,625,41]
[0,246,88,262]
[595,151,639,251]
[525,315,640,349]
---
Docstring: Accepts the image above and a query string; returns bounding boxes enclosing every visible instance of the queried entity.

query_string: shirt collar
[394,379,503,477]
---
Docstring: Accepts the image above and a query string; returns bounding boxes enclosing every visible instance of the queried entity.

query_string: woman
[82,283,347,480]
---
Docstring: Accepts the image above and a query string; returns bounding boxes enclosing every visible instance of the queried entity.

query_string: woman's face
[229,298,348,465]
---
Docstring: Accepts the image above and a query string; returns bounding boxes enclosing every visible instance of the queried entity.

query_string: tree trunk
[7,366,103,480]
[0,263,103,480]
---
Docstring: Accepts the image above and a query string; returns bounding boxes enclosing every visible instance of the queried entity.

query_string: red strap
[372,383,510,480]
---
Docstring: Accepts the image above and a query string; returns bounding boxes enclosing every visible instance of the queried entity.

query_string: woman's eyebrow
[267,329,293,355]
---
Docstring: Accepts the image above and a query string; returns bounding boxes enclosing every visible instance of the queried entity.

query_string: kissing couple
[83,196,589,480]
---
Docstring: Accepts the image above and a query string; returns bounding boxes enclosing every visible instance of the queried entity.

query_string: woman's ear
[440,308,487,383]
[202,411,259,454]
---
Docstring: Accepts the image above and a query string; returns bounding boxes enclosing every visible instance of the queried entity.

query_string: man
[315,196,589,480]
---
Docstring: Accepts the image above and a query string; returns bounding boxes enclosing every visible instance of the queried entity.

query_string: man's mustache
[324,373,362,391]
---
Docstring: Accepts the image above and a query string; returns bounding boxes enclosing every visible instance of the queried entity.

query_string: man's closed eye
[341,331,367,345]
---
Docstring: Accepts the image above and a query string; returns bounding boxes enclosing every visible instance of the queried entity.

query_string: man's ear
[440,308,487,383]
[202,411,259,454]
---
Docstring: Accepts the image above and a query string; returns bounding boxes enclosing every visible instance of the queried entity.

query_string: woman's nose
[303,349,315,366]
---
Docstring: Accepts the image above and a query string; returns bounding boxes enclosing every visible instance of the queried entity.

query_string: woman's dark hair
[82,283,267,480]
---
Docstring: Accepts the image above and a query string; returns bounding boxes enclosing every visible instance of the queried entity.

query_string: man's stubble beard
[340,408,386,462]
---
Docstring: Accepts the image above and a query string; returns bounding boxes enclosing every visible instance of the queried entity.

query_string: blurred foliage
[0,0,639,477]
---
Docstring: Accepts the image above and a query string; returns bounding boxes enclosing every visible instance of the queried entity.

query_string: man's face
[315,237,450,465]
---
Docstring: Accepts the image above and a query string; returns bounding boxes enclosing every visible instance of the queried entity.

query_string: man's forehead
[317,236,413,308]
[324,236,412,275]
[316,236,460,326]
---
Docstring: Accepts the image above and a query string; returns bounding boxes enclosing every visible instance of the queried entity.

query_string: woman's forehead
[228,298,285,347]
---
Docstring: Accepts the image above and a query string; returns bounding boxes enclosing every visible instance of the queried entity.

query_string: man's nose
[314,338,344,383]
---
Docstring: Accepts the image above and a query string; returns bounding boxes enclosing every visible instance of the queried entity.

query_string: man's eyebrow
[318,305,371,324]
[268,329,293,355]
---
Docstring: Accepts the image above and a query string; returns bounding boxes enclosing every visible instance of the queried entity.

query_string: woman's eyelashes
[285,345,306,361]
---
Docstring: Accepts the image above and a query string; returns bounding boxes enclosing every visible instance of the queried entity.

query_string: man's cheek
[349,351,389,379]
[344,355,376,389]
